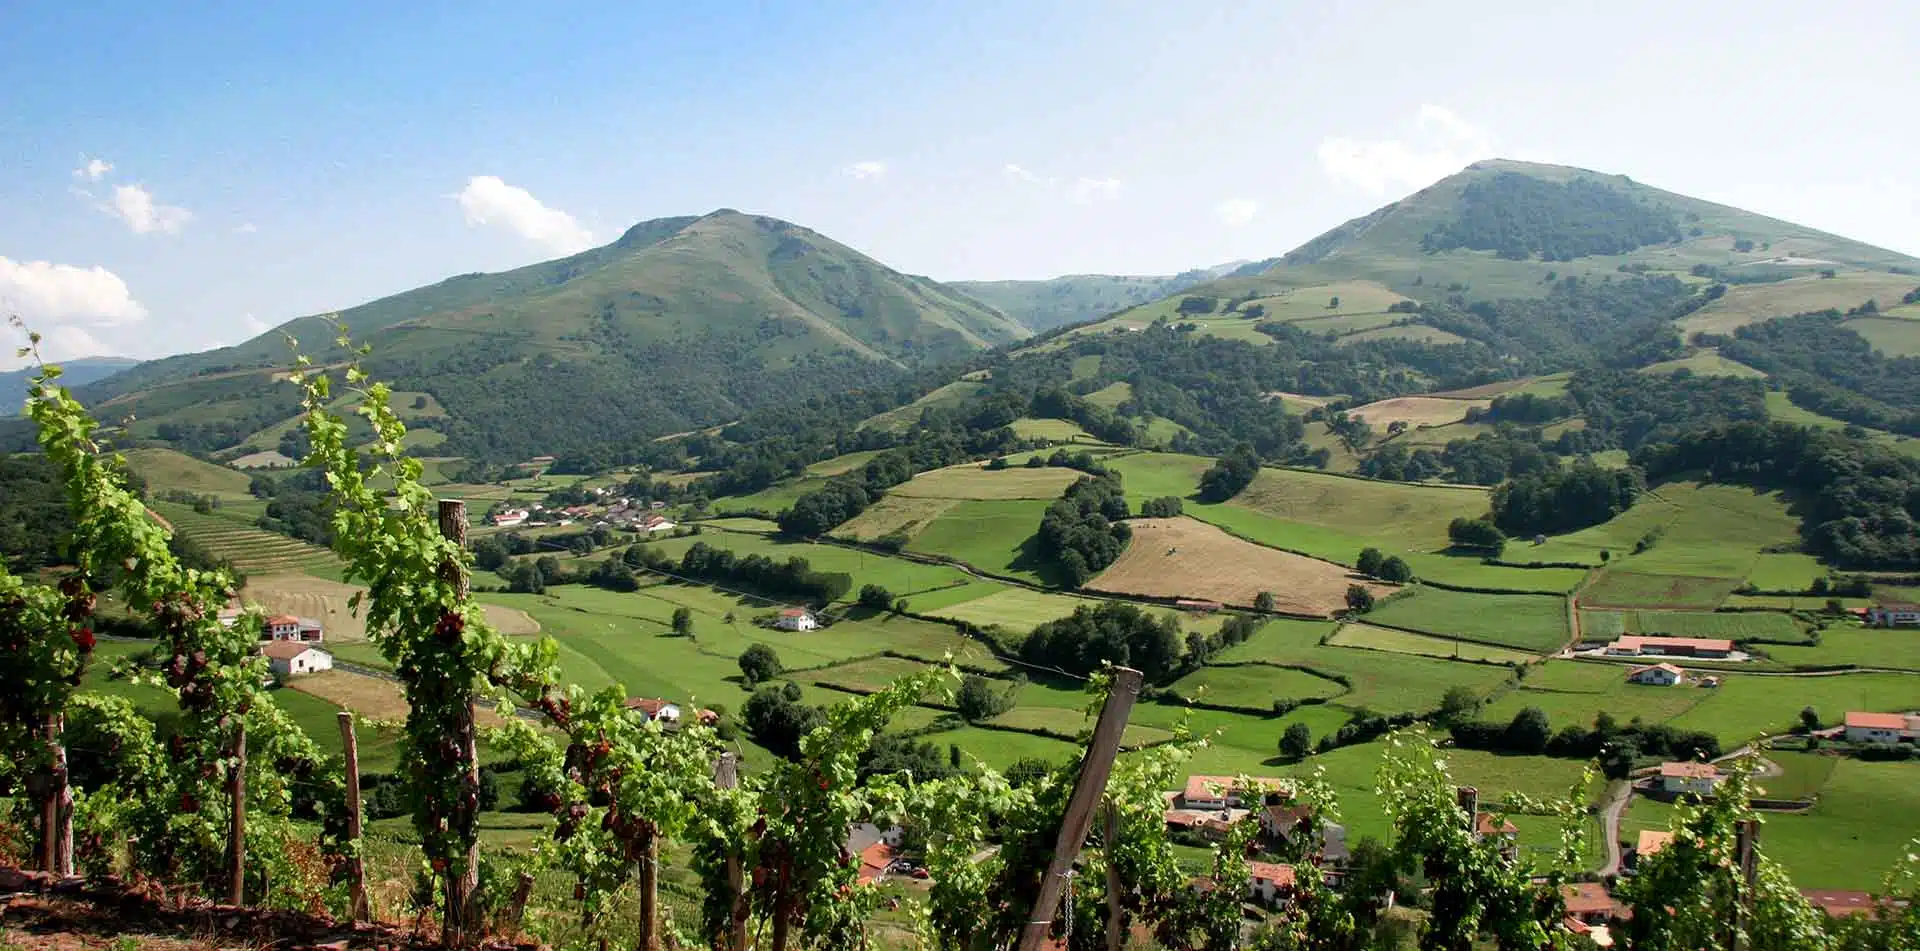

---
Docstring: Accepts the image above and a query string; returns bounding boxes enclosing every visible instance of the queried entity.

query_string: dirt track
[1085,518,1392,615]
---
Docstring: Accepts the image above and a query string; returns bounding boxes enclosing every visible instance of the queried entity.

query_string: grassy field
[1664,671,1920,747]
[1481,660,1713,729]
[1346,396,1490,428]
[243,572,539,643]
[644,527,977,603]
[1582,570,1742,610]
[1008,417,1096,442]
[1165,663,1350,710]
[1087,517,1388,615]
[124,447,255,498]
[1763,391,1920,460]
[1676,271,1920,337]
[1363,587,1570,653]
[1212,619,1515,715]
[1329,623,1541,664]
[858,380,988,432]
[803,448,886,477]
[1227,466,1489,551]
[1524,481,1804,584]
[832,494,959,543]
[1336,324,1467,347]
[1638,350,1767,378]
[1621,760,1920,890]
[1577,609,1802,642]
[889,463,1084,500]
[1765,623,1920,671]
[1843,315,1920,357]
[903,499,1058,584]
[150,500,340,575]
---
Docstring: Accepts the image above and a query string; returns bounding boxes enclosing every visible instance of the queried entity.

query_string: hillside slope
[79,211,1030,459]
[1,356,137,416]
[952,262,1245,332]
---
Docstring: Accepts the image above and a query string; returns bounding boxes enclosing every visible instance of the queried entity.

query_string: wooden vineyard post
[497,872,536,935]
[1015,667,1143,951]
[1104,800,1124,951]
[339,711,370,922]
[715,753,748,951]
[1731,818,1760,951]
[438,498,482,946]
[229,723,247,905]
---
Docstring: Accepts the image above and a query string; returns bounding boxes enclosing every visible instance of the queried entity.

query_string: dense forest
[1419,172,1682,260]
[1716,310,1920,436]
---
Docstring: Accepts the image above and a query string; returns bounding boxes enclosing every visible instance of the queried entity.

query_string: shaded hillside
[77,211,1030,459]
[1,356,136,416]
[952,262,1243,332]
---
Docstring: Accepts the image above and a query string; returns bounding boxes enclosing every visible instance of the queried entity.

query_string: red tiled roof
[1562,882,1615,916]
[625,697,673,716]
[1636,830,1673,857]
[779,608,810,618]
[1475,812,1519,836]
[267,614,300,626]
[1610,635,1733,653]
[1659,761,1719,780]
[261,641,320,660]
[1627,663,1684,678]
[1246,862,1294,887]
[856,842,892,884]
[1845,711,1908,730]
[1182,775,1285,802]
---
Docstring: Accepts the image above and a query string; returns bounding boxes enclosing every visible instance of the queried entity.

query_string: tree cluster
[1035,475,1132,587]
[1490,460,1643,536]
[1451,707,1720,776]
[676,541,853,605]
[1018,601,1183,683]
[1419,172,1682,260]
[1196,443,1261,502]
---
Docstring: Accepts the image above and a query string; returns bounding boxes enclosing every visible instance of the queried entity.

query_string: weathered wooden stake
[1015,667,1143,951]
[1104,800,1124,951]
[1731,817,1760,951]
[498,871,536,934]
[437,498,483,947]
[638,827,661,951]
[715,753,748,951]
[229,723,247,906]
[338,711,370,922]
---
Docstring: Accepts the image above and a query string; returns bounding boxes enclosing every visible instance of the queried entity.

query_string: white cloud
[105,183,192,234]
[1215,198,1260,226]
[1002,163,1042,184]
[1069,177,1123,204]
[454,175,595,255]
[1317,104,1512,196]
[0,257,148,325]
[72,157,113,182]
[234,222,258,234]
[27,326,115,363]
[844,161,888,181]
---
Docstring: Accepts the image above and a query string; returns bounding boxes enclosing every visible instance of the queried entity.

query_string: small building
[491,509,529,528]
[639,513,676,534]
[1179,775,1287,811]
[263,614,324,643]
[775,608,817,632]
[1842,710,1917,744]
[1625,663,1685,686]
[1603,635,1734,659]
[262,641,332,678]
[1562,882,1619,926]
[1658,761,1723,797]
[1865,603,1920,628]
[1633,829,1673,867]
[625,697,682,724]
[1246,861,1295,906]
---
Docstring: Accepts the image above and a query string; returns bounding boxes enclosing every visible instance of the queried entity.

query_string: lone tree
[671,606,693,637]
[738,643,782,687]
[1254,590,1276,612]
[956,674,1014,723]
[1345,584,1376,613]
[1447,517,1506,552]
[1279,722,1313,760]
[1376,555,1414,583]
[1437,686,1481,725]
[1800,706,1821,733]
[1356,547,1385,577]
[858,584,894,611]
[1505,706,1553,755]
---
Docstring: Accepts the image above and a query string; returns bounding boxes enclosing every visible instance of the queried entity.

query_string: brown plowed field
[1085,518,1393,615]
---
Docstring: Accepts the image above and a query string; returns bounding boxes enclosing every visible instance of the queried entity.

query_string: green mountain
[76,210,1031,460]
[1,356,138,417]
[1065,159,1920,344]
[951,262,1245,332]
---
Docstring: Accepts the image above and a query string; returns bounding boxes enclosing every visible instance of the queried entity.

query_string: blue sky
[3,0,1918,366]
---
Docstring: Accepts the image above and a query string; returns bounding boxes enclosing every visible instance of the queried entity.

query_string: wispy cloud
[234,222,259,235]
[1068,177,1123,204]
[240,313,270,336]
[106,184,193,234]
[454,175,595,255]
[1214,198,1260,226]
[1317,104,1522,196]
[72,157,113,182]
[1002,163,1042,184]
[844,160,888,181]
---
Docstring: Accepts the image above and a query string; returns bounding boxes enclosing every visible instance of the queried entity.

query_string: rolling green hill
[1,356,137,416]
[76,210,1031,460]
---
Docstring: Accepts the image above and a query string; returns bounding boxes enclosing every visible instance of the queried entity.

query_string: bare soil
[1346,396,1490,428]
[290,671,511,729]
[1085,518,1392,615]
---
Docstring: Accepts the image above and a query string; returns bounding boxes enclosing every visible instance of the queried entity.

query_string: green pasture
[1577,609,1803,642]
[1329,623,1541,664]
[1363,587,1570,653]
[904,499,1058,584]
[1765,623,1920,671]
[1582,571,1740,610]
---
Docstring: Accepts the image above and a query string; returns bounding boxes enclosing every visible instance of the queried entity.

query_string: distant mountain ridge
[73,210,1031,459]
[1,356,137,417]
[951,261,1246,332]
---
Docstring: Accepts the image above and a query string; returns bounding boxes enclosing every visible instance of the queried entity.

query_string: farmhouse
[264,614,324,643]
[1178,775,1287,811]
[1625,663,1685,686]
[1842,711,1918,744]
[1604,635,1733,658]
[1561,882,1620,926]
[1260,803,1349,877]
[639,513,676,534]
[261,641,332,678]
[491,509,529,528]
[774,608,817,632]
[1658,761,1723,797]
[625,697,682,724]
[1865,603,1920,627]
[1245,862,1295,905]
[1633,830,1673,868]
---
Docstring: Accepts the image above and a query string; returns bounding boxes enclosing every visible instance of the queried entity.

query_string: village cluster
[488,489,676,533]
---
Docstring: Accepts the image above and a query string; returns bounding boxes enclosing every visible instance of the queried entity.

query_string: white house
[262,641,332,678]
[1843,711,1918,744]
[1178,775,1286,811]
[626,697,682,724]
[639,514,676,534]
[1626,663,1685,686]
[1246,862,1295,905]
[1658,761,1722,797]
[1865,603,1920,628]
[262,614,324,643]
[775,608,817,632]
[491,509,529,528]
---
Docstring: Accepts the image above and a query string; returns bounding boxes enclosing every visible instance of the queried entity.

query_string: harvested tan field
[290,670,509,727]
[243,573,541,643]
[1347,396,1489,428]
[833,494,959,542]
[1085,518,1392,615]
